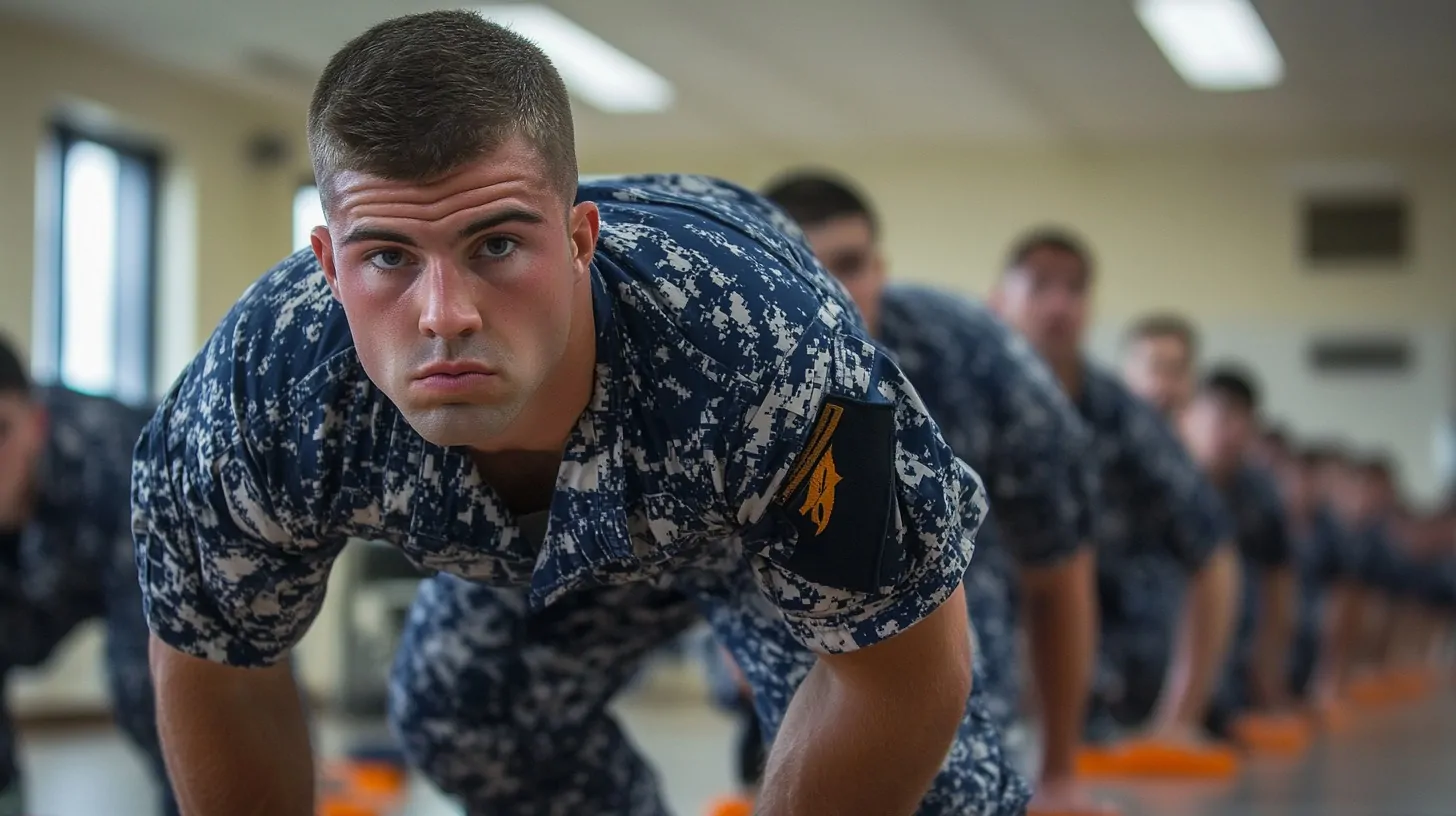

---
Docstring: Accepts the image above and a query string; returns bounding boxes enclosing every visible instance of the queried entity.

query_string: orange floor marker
[340,762,408,797]
[1121,738,1240,779]
[1229,712,1312,756]
[318,802,379,816]
[1076,738,1239,779]
[318,761,406,816]
[1028,802,1122,816]
[1348,675,1396,707]
[1074,743,1138,778]
[705,795,755,816]
[1390,668,1436,701]
[1314,699,1354,733]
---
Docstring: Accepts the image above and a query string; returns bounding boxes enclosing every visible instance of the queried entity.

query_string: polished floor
[15,677,1456,815]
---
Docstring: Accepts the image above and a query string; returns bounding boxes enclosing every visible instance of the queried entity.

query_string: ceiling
[3,0,1455,153]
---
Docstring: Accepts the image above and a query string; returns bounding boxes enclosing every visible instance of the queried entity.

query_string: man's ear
[568,201,600,280]
[312,226,341,302]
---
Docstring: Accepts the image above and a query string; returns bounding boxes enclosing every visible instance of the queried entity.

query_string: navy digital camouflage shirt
[131,174,988,669]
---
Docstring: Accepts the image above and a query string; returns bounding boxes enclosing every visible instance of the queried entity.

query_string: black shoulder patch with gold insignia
[771,394,901,593]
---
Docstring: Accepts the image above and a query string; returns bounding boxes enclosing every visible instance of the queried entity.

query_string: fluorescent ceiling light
[473,5,674,114]
[1135,0,1285,91]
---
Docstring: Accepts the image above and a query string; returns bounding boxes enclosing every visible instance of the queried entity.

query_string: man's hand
[756,585,972,816]
[1028,777,1121,816]
[151,635,315,815]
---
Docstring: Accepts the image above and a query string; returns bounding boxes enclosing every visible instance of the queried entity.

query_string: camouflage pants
[390,571,1031,816]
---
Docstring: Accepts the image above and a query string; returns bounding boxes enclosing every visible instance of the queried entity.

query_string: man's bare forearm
[1156,543,1239,727]
[1317,584,1366,693]
[1250,568,1295,708]
[151,637,315,815]
[756,658,964,816]
[1021,548,1096,780]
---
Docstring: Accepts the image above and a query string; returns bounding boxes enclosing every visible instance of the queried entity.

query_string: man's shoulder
[584,174,859,382]
[190,251,360,405]
[1080,363,1139,424]
[882,285,1055,383]
[1237,463,1283,505]
[882,285,1000,344]
[154,250,371,464]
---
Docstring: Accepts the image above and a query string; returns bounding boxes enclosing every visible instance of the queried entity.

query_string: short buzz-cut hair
[1124,312,1200,359]
[1003,226,1095,278]
[0,332,31,397]
[1198,364,1260,413]
[308,10,578,211]
[761,171,879,237]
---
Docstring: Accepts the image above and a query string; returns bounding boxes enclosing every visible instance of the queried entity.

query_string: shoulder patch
[771,395,901,593]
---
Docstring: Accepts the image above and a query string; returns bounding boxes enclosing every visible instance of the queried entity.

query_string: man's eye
[478,237,518,259]
[368,250,408,270]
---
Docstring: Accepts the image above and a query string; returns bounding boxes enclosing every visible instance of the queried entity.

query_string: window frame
[42,121,164,405]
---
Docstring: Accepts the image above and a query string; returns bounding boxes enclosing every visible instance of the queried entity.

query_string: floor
[15,679,1456,815]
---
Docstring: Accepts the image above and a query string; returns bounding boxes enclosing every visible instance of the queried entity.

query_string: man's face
[1359,468,1396,516]
[992,247,1089,365]
[800,214,886,333]
[313,137,598,450]
[1122,334,1194,416]
[1278,458,1316,515]
[0,392,45,525]
[1181,393,1254,475]
[1251,432,1288,470]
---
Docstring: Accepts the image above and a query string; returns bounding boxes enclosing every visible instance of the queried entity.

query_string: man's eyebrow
[339,207,547,247]
[457,208,547,240]
[341,227,418,247]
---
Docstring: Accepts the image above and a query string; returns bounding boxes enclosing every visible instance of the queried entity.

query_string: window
[294,183,324,253]
[39,125,161,406]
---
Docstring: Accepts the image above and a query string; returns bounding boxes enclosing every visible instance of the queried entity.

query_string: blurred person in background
[1301,446,1378,706]
[1345,457,1435,687]
[760,171,1108,815]
[1178,367,1296,732]
[990,230,1240,751]
[0,335,176,816]
[1250,424,1292,472]
[1120,317,1295,731]
[1276,445,1358,704]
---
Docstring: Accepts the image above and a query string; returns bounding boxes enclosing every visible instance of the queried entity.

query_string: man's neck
[471,449,562,516]
[1051,356,1084,400]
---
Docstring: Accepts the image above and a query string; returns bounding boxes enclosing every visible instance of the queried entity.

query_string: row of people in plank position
[700,174,1456,814]
[1,9,1452,816]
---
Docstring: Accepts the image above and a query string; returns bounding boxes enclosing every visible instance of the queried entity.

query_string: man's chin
[402,402,521,449]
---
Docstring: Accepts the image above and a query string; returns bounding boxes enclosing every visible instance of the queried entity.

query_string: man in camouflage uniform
[1120,319,1296,731]
[760,172,1107,814]
[132,12,1026,816]
[0,336,175,815]
[989,230,1240,746]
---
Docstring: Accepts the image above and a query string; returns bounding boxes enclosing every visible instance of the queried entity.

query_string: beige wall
[579,144,1456,323]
